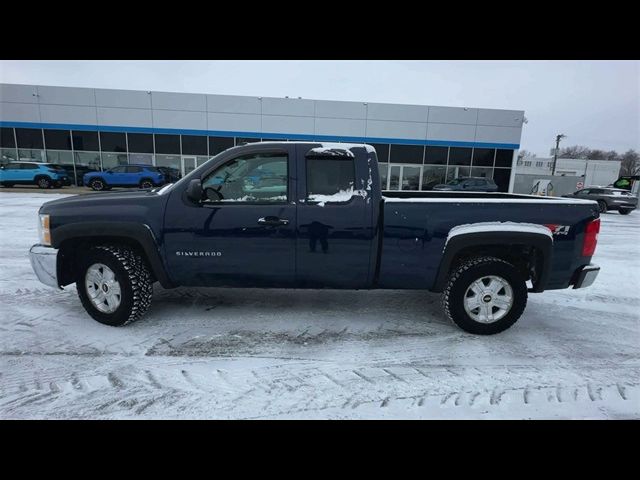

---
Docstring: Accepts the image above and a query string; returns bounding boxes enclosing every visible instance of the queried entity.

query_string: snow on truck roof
[241,141,376,155]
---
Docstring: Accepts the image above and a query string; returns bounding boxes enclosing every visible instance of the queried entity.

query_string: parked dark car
[157,166,181,183]
[432,177,498,192]
[83,164,166,191]
[563,187,637,214]
[30,142,601,335]
[0,162,71,188]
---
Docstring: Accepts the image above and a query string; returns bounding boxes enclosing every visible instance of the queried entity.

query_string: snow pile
[307,187,368,206]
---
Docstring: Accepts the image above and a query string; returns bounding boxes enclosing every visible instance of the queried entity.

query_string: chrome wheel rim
[93,181,103,190]
[463,275,513,324]
[85,263,121,313]
[38,179,48,187]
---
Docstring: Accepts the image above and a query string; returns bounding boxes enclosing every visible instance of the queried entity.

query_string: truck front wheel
[443,256,527,335]
[76,245,153,326]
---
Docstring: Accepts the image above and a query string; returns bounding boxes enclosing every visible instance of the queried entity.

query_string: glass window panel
[100,132,127,152]
[102,153,128,170]
[447,165,470,181]
[72,131,99,151]
[73,152,101,185]
[44,129,72,150]
[401,166,421,190]
[448,147,472,166]
[389,165,401,190]
[470,167,494,178]
[202,153,288,203]
[0,128,16,148]
[127,133,154,153]
[424,146,448,165]
[472,148,495,167]
[129,153,153,165]
[18,149,45,161]
[154,134,180,154]
[390,144,424,164]
[196,156,210,168]
[495,149,514,168]
[369,143,390,163]
[421,165,447,190]
[378,163,389,190]
[306,158,355,197]
[493,168,512,192]
[46,150,74,165]
[208,136,235,155]
[15,128,43,149]
[1,148,18,164]
[181,135,208,155]
[156,154,181,170]
[236,137,260,145]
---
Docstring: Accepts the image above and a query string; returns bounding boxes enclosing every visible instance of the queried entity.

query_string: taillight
[582,218,600,256]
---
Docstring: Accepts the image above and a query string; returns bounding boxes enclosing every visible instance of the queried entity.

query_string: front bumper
[573,264,600,289]
[29,245,60,289]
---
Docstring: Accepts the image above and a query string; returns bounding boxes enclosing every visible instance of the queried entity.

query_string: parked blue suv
[83,164,166,191]
[0,162,71,189]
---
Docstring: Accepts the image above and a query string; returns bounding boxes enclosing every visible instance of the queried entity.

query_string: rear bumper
[29,245,61,289]
[573,264,600,289]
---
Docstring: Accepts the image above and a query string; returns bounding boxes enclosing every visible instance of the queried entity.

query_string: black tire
[36,176,52,189]
[76,245,153,326]
[597,200,607,213]
[619,208,632,215]
[89,178,106,191]
[139,179,154,189]
[442,256,528,335]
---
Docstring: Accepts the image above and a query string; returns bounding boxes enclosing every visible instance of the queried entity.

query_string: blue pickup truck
[29,142,601,334]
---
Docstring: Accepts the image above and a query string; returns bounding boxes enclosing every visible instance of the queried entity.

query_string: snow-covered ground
[0,192,638,419]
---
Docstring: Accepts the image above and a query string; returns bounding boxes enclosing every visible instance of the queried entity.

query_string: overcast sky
[1,60,637,157]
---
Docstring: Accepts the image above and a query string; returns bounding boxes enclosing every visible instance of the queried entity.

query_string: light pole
[551,134,566,176]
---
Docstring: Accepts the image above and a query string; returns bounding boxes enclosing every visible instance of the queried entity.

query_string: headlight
[38,214,51,246]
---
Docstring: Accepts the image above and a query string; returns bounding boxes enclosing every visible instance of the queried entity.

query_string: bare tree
[559,145,591,158]
[517,150,536,159]
[619,150,640,176]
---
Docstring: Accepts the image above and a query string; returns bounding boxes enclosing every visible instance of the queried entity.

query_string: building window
[378,163,389,189]
[181,135,208,156]
[517,159,523,166]
[1,148,18,164]
[470,167,494,178]
[209,136,235,156]
[74,152,101,181]
[389,144,424,164]
[535,161,543,167]
[422,165,447,190]
[154,134,181,155]
[236,137,260,145]
[524,161,531,166]
[369,143,390,163]
[0,127,16,148]
[129,153,154,165]
[447,165,470,180]
[493,168,511,192]
[100,132,127,152]
[472,148,495,167]
[156,154,181,171]
[44,129,72,150]
[424,146,448,165]
[495,149,514,168]
[15,128,44,149]
[448,147,472,166]
[127,133,154,153]
[102,153,128,169]
[72,131,99,151]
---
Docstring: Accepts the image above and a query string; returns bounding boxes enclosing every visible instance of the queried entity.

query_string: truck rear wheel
[76,245,153,326]
[442,256,527,335]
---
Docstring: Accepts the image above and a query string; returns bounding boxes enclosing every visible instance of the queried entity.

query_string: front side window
[201,153,288,203]
[110,166,127,173]
[126,166,142,173]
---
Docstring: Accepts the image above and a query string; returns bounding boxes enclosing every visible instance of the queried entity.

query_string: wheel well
[58,236,156,287]
[34,174,51,181]
[139,177,153,185]
[447,244,545,287]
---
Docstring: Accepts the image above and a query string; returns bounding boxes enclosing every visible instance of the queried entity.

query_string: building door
[387,164,422,190]
[181,156,197,176]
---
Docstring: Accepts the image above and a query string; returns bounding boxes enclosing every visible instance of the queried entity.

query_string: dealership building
[0,83,524,191]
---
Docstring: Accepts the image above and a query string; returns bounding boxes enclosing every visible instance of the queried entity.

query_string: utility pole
[551,134,566,176]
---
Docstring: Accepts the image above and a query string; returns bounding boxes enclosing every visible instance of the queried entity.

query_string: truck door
[163,144,297,287]
[295,144,375,288]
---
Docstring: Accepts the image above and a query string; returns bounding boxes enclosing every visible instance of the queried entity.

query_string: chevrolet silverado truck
[29,142,601,334]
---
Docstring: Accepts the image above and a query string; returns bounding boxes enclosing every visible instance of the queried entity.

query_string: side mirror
[186,179,203,202]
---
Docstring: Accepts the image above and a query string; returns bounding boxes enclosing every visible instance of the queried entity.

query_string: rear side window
[590,189,604,194]
[306,158,355,196]
[21,163,37,169]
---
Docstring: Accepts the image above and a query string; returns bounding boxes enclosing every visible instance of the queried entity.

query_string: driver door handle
[258,216,289,226]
